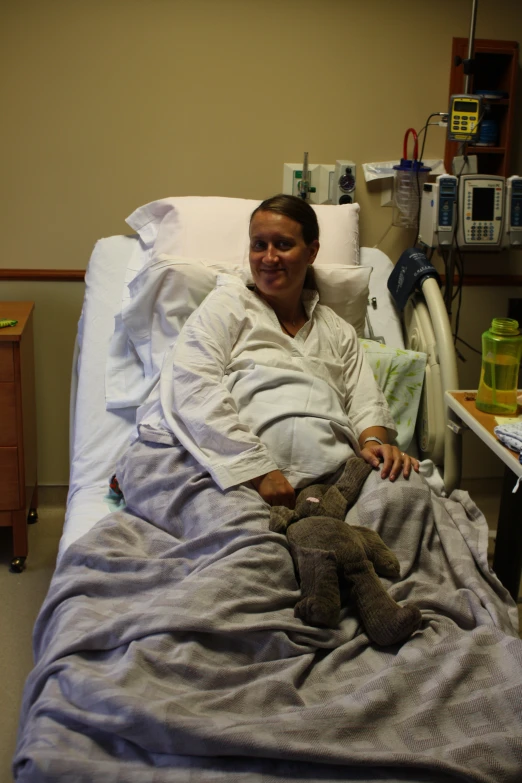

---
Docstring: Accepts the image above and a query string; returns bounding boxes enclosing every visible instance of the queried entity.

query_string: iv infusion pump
[505,175,522,246]
[457,175,504,248]
[418,174,522,251]
[418,175,458,248]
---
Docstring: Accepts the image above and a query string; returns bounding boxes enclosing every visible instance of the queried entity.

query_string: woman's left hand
[360,442,420,481]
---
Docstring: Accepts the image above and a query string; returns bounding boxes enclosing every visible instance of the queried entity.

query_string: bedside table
[446,390,522,601]
[0,302,38,572]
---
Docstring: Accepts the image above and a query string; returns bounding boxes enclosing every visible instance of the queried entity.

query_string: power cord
[414,113,449,241]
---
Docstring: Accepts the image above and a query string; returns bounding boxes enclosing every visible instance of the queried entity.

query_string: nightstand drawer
[0,343,14,382]
[0,383,17,446]
[0,447,20,510]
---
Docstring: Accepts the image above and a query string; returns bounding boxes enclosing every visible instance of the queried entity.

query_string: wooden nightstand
[0,302,38,572]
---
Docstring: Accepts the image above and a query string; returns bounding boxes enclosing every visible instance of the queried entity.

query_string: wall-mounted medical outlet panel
[330,161,356,205]
[282,163,335,205]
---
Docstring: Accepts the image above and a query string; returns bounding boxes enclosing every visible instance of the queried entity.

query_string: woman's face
[249,210,319,303]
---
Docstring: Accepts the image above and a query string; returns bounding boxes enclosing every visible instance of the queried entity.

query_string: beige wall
[1,0,522,483]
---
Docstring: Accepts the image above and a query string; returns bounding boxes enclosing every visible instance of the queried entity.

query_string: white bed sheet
[62,236,140,556]
[62,238,407,558]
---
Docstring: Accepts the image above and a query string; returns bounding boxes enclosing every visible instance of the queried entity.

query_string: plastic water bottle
[476,318,522,415]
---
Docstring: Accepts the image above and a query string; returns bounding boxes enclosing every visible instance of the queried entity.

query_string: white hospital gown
[137,275,396,490]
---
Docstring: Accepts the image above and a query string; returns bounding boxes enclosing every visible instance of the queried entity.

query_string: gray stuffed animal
[270,457,422,646]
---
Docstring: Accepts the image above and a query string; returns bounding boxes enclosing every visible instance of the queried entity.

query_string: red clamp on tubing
[403,128,419,162]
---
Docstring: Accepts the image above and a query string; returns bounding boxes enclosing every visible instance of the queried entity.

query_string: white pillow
[125,196,360,271]
[105,256,371,410]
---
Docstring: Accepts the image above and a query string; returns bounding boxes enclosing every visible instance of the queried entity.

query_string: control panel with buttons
[448,94,482,142]
[457,175,505,248]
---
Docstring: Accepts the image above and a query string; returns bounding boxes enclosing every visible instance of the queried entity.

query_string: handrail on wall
[3,270,522,286]
[0,269,86,282]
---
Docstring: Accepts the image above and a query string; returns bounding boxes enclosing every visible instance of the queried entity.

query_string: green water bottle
[476,318,522,415]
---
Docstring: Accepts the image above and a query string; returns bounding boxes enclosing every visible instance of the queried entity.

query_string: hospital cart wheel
[10,557,26,573]
[27,508,38,524]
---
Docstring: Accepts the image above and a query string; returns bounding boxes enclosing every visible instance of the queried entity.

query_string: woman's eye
[251,241,265,251]
[278,241,292,250]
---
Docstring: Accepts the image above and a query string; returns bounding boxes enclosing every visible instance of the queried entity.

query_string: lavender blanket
[14,440,522,782]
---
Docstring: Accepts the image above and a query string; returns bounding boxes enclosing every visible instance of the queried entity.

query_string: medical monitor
[456,175,504,250]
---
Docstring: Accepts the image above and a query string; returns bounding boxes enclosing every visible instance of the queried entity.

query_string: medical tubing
[403,128,419,162]
[415,114,442,239]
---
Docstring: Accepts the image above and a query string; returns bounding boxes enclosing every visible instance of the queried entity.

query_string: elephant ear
[269,506,298,534]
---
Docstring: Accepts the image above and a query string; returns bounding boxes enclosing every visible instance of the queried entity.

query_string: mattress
[61,236,140,556]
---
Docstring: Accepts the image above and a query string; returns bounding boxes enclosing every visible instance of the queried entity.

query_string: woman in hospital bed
[16,195,522,783]
[126,193,420,514]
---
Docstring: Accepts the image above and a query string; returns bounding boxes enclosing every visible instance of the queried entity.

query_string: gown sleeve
[333,312,397,442]
[156,285,279,490]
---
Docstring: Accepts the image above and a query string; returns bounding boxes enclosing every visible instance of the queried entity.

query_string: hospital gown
[136,275,396,490]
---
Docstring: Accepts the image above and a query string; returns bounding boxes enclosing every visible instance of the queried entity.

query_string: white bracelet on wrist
[361,436,385,447]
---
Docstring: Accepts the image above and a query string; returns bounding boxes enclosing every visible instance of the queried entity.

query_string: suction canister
[392,128,431,229]
[475,318,522,415]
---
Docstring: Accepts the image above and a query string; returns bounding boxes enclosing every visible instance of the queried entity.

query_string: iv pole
[463,0,479,95]
[443,0,479,314]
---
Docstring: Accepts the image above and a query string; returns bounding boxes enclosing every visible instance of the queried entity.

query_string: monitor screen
[454,100,476,113]
[472,187,495,221]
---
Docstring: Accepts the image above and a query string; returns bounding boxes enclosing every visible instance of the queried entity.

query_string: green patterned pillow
[359,339,427,451]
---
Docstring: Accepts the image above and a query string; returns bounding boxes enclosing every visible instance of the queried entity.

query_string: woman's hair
[250,194,320,245]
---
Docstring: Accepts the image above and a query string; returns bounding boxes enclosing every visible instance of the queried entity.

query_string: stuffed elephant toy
[270,457,422,646]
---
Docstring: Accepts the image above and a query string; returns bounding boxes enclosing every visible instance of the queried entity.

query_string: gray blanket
[14,440,522,782]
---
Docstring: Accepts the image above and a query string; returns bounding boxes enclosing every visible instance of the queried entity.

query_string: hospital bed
[14,196,522,783]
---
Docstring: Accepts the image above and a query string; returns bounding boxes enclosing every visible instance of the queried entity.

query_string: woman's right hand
[250,470,295,508]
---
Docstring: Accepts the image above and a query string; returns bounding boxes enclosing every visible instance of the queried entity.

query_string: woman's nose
[264,244,279,262]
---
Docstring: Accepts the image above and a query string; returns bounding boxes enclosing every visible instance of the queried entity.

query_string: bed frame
[403,279,461,494]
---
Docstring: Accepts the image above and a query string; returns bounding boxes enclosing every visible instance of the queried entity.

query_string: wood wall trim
[0,269,85,282]
[1,269,521,287]
[440,275,522,287]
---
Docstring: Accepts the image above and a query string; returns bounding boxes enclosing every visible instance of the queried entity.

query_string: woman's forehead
[250,211,303,238]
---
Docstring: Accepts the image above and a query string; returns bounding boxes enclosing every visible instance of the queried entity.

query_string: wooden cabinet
[444,38,519,177]
[0,302,38,571]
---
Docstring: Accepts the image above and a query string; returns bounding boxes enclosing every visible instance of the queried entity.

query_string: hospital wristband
[361,436,385,447]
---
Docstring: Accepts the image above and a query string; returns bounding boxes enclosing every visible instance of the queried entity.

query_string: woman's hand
[251,470,296,508]
[360,441,420,481]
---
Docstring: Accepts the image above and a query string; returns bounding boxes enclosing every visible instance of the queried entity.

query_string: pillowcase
[359,339,427,451]
[105,256,371,410]
[125,196,360,271]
